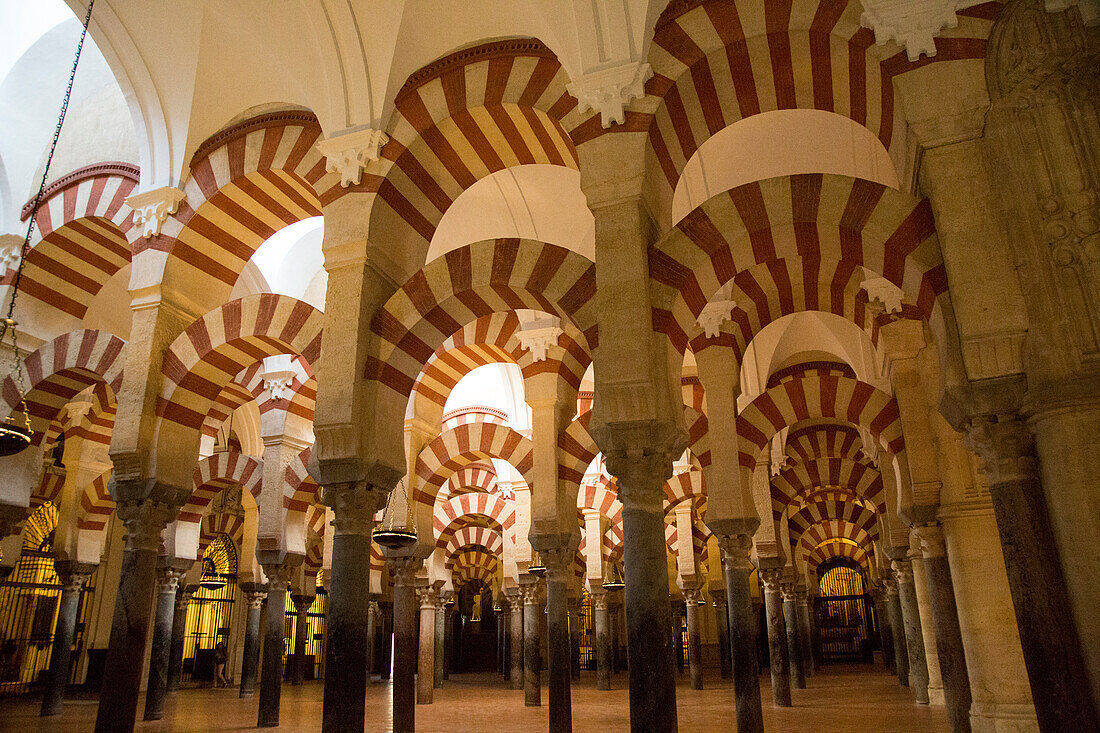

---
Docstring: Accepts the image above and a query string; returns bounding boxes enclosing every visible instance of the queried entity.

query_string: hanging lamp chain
[1,0,96,395]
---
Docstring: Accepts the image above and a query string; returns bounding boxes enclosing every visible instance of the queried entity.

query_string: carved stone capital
[715,533,755,573]
[516,324,563,362]
[125,187,186,238]
[589,589,608,611]
[682,587,704,606]
[566,61,652,128]
[892,558,915,586]
[54,560,97,594]
[964,413,1039,486]
[860,275,906,315]
[520,583,542,606]
[859,0,961,62]
[603,446,676,513]
[540,546,576,583]
[324,482,388,537]
[117,499,176,552]
[913,523,947,558]
[697,299,738,338]
[292,594,315,614]
[260,555,304,592]
[315,128,389,187]
[244,590,267,609]
[416,586,441,610]
[883,574,899,596]
[156,566,188,594]
[758,568,784,592]
[387,556,422,586]
[779,581,799,602]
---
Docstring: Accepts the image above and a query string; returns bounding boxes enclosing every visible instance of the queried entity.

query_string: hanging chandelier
[602,561,625,590]
[0,0,96,457]
[198,557,226,590]
[372,477,418,550]
[527,550,547,577]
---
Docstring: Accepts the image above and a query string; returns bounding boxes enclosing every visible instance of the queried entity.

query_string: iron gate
[814,561,874,663]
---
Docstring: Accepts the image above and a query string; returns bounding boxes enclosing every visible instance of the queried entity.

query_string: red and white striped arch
[796,518,877,567]
[443,525,504,559]
[808,539,871,574]
[76,469,114,533]
[157,294,323,432]
[183,452,263,524]
[433,491,516,542]
[11,163,139,320]
[767,361,855,389]
[651,174,944,359]
[0,329,125,445]
[640,0,1001,223]
[446,462,498,496]
[450,549,502,587]
[198,513,246,557]
[368,238,597,407]
[559,411,598,488]
[663,469,707,513]
[788,499,879,544]
[374,39,587,250]
[683,405,711,470]
[577,477,624,561]
[415,420,534,512]
[771,457,885,519]
[284,446,320,519]
[784,422,869,465]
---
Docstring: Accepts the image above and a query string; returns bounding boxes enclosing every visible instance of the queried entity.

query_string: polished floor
[2,665,947,732]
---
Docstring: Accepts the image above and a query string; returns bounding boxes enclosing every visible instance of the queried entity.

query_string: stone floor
[1,665,947,732]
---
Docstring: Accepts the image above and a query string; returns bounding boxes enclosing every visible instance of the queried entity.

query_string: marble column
[40,561,96,717]
[871,583,896,674]
[780,582,806,690]
[291,595,313,685]
[683,588,704,690]
[670,602,684,674]
[496,607,506,676]
[914,525,972,731]
[239,587,266,698]
[885,576,909,687]
[909,553,942,703]
[967,414,1099,729]
[434,600,446,689]
[544,549,574,733]
[712,594,732,680]
[895,559,930,703]
[416,586,439,705]
[380,602,393,680]
[144,565,188,720]
[94,500,175,733]
[389,558,421,733]
[167,586,193,694]
[760,569,792,707]
[568,597,581,681]
[719,535,763,733]
[796,588,814,678]
[592,590,612,690]
[322,484,386,733]
[258,560,299,728]
[619,464,678,733]
[366,600,379,681]
[522,584,541,706]
[509,593,524,690]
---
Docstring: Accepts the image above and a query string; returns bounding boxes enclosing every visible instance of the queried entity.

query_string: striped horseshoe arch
[183,452,263,524]
[372,39,589,252]
[577,478,624,554]
[558,411,598,488]
[808,539,872,574]
[663,470,707,512]
[10,163,139,320]
[198,513,247,557]
[640,0,1002,225]
[788,500,879,544]
[446,463,498,495]
[433,492,516,544]
[285,446,320,519]
[77,470,114,533]
[0,329,126,445]
[796,520,877,568]
[443,525,504,559]
[450,549,502,586]
[783,422,871,465]
[770,457,885,519]
[650,173,944,357]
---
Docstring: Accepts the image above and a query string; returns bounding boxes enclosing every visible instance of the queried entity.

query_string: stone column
[322,483,386,733]
[143,565,187,720]
[591,590,612,690]
[895,558,930,702]
[40,561,96,716]
[94,499,176,733]
[434,599,446,689]
[389,557,421,733]
[780,582,805,690]
[522,584,541,706]
[568,597,581,681]
[712,594,732,680]
[366,600,379,681]
[719,535,764,733]
[966,412,1100,729]
[257,559,300,728]
[379,602,393,680]
[870,582,896,674]
[796,587,814,678]
[884,576,909,687]
[508,592,524,690]
[543,549,574,733]
[496,606,506,676]
[416,586,439,705]
[239,586,266,698]
[683,588,704,690]
[291,595,313,685]
[167,585,193,694]
[913,525,972,731]
[760,569,791,707]
[910,552,944,704]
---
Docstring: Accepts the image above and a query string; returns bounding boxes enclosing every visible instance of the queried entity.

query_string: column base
[928,684,945,706]
[970,701,1039,733]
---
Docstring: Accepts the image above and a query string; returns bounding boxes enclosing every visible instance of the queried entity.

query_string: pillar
[380,602,393,680]
[871,582,896,674]
[389,558,420,733]
[94,500,175,733]
[592,590,611,690]
[684,588,704,690]
[718,535,763,733]
[796,587,814,678]
[322,484,386,733]
[239,587,266,698]
[781,582,805,690]
[366,600,378,681]
[712,594,732,680]
[671,601,684,674]
[509,592,524,690]
[568,597,581,681]
[895,558,930,702]
[910,552,942,704]
[40,561,96,717]
[416,586,438,705]
[913,525,972,731]
[760,569,792,707]
[496,606,506,676]
[143,565,187,720]
[291,595,313,685]
[544,549,573,733]
[167,586,193,694]
[434,599,446,689]
[257,559,299,728]
[885,576,909,687]
[522,583,541,706]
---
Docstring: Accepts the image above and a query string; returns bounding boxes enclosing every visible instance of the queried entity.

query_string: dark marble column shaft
[760,569,791,707]
[380,603,393,680]
[258,563,297,728]
[41,561,95,717]
[871,585,896,674]
[568,598,581,681]
[94,500,173,733]
[366,600,378,680]
[592,591,612,690]
[712,595,732,680]
[239,588,265,698]
[508,595,524,690]
[389,559,420,733]
[167,587,192,694]
[670,603,684,673]
[434,602,446,688]
[797,591,814,677]
[416,587,438,705]
[894,559,929,703]
[915,526,972,733]
[523,585,541,706]
[781,584,805,690]
[721,539,763,733]
[885,579,909,687]
[291,595,313,685]
[684,589,704,690]
[144,566,186,720]
[545,552,573,733]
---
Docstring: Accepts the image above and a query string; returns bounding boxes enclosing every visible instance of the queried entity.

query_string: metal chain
[1,0,96,392]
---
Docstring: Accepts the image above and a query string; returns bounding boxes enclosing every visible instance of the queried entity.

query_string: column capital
[891,558,915,586]
[779,581,799,602]
[244,589,267,609]
[758,567,784,591]
[416,586,441,610]
[315,128,389,187]
[883,574,900,597]
[156,566,188,594]
[709,592,727,609]
[125,186,186,238]
[53,560,97,593]
[963,413,1038,485]
[539,545,576,583]
[386,556,423,586]
[506,591,525,613]
[117,499,177,552]
[913,523,947,558]
[324,482,388,537]
[589,589,608,611]
[682,587,704,606]
[715,533,755,573]
[604,447,676,512]
[291,594,315,614]
[520,583,542,606]
[260,555,304,592]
